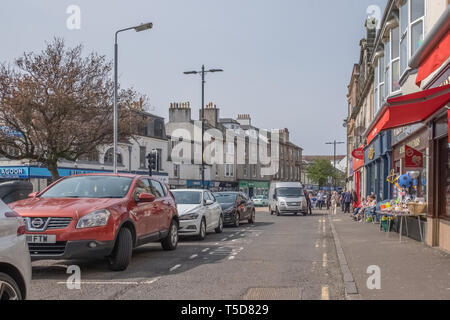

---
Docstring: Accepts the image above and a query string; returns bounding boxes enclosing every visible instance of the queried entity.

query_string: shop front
[0,165,169,191]
[352,147,365,204]
[364,131,392,201]
[239,180,269,198]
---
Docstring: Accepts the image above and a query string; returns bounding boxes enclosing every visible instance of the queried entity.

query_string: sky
[0,0,386,155]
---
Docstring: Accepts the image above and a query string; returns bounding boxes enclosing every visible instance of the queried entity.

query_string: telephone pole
[325,140,345,190]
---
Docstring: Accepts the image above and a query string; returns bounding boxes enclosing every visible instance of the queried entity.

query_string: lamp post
[325,140,345,190]
[113,22,153,173]
[184,65,223,189]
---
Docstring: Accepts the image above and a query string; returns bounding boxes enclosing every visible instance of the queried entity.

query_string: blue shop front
[364,130,392,201]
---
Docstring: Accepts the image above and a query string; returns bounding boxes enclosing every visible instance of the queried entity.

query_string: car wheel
[248,210,255,224]
[197,218,207,240]
[161,219,178,250]
[215,215,224,233]
[234,212,240,227]
[0,272,22,300]
[294,212,298,215]
[108,228,133,271]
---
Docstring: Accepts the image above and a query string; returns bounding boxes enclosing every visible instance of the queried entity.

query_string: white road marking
[57,281,138,285]
[170,264,181,272]
[322,253,327,268]
[202,248,210,252]
[315,240,320,248]
[189,254,198,259]
[228,255,235,260]
[322,238,326,248]
[221,238,227,241]
[142,277,160,284]
[321,286,329,300]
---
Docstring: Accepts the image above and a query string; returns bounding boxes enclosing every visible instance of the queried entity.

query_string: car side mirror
[204,199,214,206]
[138,193,156,202]
[28,192,38,198]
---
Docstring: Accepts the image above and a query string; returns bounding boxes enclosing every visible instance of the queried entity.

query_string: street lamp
[184,65,223,189]
[325,140,345,190]
[113,22,153,173]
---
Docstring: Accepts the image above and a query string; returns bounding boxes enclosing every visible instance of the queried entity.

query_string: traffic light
[146,151,157,176]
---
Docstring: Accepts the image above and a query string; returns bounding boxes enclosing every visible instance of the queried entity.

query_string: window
[384,40,390,99]
[78,150,99,162]
[150,180,165,198]
[225,164,234,177]
[399,0,425,77]
[156,148,162,171]
[243,165,248,176]
[391,26,401,92]
[139,146,146,168]
[104,148,122,165]
[154,119,164,138]
[134,178,152,198]
[252,165,256,177]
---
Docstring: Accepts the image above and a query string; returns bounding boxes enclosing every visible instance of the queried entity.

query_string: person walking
[304,189,312,215]
[331,191,339,215]
[343,190,353,213]
[326,192,331,210]
[340,191,345,212]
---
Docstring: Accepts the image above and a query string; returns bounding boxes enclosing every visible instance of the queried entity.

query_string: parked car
[269,181,307,216]
[0,199,31,300]
[171,189,223,240]
[9,174,179,271]
[252,195,269,207]
[214,192,255,227]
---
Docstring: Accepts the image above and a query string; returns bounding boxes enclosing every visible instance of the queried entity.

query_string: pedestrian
[331,191,339,215]
[326,192,331,210]
[340,191,345,212]
[304,189,312,215]
[343,190,352,213]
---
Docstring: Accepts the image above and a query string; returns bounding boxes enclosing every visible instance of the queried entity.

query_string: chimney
[236,114,251,126]
[200,102,220,127]
[279,128,289,143]
[169,101,191,123]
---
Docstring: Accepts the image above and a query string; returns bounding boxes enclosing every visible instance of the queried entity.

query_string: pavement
[328,209,450,300]
[28,207,345,300]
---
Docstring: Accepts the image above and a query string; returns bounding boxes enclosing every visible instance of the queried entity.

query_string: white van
[269,182,307,216]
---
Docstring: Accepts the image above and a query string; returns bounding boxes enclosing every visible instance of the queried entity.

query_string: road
[29,207,345,300]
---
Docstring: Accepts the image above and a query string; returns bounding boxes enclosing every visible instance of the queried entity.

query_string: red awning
[416,30,450,87]
[366,84,450,144]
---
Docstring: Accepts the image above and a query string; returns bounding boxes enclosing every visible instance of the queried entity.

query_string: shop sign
[368,146,375,160]
[405,145,423,168]
[351,148,364,160]
[0,167,29,179]
[399,137,421,154]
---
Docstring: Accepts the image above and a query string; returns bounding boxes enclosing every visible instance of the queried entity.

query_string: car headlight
[280,200,286,206]
[76,209,111,229]
[179,212,200,220]
[223,207,235,214]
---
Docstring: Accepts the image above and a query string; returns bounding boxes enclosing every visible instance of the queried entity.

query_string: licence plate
[26,234,57,244]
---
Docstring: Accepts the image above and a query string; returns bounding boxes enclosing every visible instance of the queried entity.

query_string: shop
[352,147,365,204]
[364,130,392,201]
[0,165,169,192]
[238,180,269,198]
[209,181,238,192]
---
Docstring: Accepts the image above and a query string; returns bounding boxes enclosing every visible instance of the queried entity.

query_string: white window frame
[399,0,426,79]
[390,26,401,94]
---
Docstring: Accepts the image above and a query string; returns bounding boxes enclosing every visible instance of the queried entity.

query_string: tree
[0,38,144,180]
[306,159,335,188]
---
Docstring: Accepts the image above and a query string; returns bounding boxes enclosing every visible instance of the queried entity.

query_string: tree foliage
[0,38,145,180]
[306,159,335,187]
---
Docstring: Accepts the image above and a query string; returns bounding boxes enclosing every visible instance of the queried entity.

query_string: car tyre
[248,210,255,224]
[233,212,240,227]
[0,272,22,300]
[161,219,178,250]
[197,218,207,240]
[108,227,133,271]
[215,215,224,233]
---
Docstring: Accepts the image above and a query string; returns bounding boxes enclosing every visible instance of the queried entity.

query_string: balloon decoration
[398,174,412,188]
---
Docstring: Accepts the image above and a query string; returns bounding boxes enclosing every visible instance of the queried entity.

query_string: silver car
[0,199,32,300]
[171,189,223,240]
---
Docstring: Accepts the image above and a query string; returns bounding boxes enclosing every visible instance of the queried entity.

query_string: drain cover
[243,287,303,300]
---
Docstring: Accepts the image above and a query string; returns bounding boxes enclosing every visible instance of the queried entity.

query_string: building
[347,0,450,251]
[0,109,170,191]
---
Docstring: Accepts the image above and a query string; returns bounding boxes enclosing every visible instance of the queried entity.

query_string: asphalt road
[29,208,345,300]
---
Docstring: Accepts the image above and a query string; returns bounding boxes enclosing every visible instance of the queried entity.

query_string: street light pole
[325,140,345,190]
[113,22,152,173]
[184,66,223,189]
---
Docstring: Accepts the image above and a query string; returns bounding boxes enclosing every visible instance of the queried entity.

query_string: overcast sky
[0,0,386,155]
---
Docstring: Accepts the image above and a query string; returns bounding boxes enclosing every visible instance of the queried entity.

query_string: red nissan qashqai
[9,173,179,271]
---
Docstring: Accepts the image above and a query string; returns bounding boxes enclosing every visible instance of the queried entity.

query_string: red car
[9,173,179,271]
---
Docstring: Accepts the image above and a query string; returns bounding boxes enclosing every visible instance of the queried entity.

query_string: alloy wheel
[0,280,19,300]
[171,223,178,246]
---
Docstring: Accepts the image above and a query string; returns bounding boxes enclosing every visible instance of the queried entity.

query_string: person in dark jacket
[304,189,312,215]
[343,191,353,213]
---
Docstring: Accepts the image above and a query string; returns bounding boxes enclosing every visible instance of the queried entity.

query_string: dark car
[213,192,255,227]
